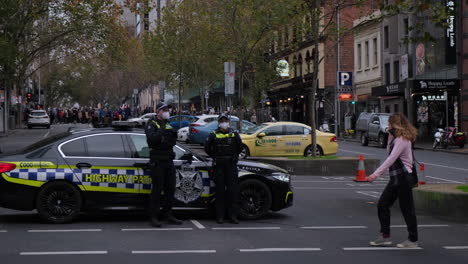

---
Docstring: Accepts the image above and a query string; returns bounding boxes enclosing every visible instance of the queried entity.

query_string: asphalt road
[0,127,467,263]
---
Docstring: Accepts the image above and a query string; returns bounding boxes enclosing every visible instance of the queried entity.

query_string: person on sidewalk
[367,113,419,248]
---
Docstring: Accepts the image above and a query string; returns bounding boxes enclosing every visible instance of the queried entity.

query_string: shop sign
[413,79,459,91]
[339,93,353,101]
[446,0,456,65]
[371,82,405,96]
[422,95,446,101]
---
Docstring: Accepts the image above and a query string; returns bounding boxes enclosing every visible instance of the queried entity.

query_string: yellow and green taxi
[239,122,338,158]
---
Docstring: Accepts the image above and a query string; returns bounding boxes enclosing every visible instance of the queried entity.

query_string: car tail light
[330,136,337,142]
[0,163,16,173]
[43,116,49,118]
[190,124,200,127]
[191,128,199,133]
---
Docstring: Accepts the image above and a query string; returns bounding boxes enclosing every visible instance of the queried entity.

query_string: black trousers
[149,159,176,218]
[214,159,239,219]
[377,176,418,242]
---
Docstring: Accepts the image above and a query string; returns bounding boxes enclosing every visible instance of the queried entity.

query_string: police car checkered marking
[5,167,215,196]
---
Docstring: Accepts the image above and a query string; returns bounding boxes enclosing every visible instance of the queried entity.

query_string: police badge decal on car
[174,164,203,203]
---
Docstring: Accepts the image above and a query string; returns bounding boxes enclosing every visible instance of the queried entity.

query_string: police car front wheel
[36,181,82,224]
[239,179,272,220]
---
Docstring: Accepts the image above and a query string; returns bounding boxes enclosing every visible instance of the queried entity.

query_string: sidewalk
[339,137,468,155]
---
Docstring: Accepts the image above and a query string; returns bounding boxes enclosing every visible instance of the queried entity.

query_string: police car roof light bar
[111,121,136,131]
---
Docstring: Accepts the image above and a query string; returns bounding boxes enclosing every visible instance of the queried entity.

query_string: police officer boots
[161,211,183,225]
[150,215,162,228]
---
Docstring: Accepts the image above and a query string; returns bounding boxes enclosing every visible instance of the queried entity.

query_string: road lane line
[356,191,381,198]
[343,247,422,251]
[28,229,102,233]
[422,162,468,172]
[340,149,374,156]
[425,176,463,184]
[239,248,322,252]
[20,251,108,256]
[301,226,367,229]
[42,131,50,139]
[212,227,280,230]
[0,230,7,233]
[444,246,468,250]
[190,220,205,229]
[391,224,450,228]
[132,250,216,254]
[122,228,193,231]
[296,187,383,190]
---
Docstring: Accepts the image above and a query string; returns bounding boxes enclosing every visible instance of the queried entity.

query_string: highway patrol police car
[0,124,293,223]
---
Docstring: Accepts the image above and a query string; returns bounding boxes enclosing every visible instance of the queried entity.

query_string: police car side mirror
[257,132,266,138]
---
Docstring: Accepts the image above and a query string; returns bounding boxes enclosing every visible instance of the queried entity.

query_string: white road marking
[425,176,463,184]
[239,248,322,252]
[295,180,351,183]
[132,250,216,254]
[301,226,367,229]
[28,229,102,233]
[212,227,280,230]
[391,224,450,228]
[296,187,383,190]
[20,251,108,256]
[443,246,468,250]
[343,247,422,251]
[339,149,374,155]
[348,184,386,187]
[356,191,381,198]
[0,230,7,233]
[190,220,205,229]
[422,162,468,172]
[42,131,50,139]
[122,228,193,231]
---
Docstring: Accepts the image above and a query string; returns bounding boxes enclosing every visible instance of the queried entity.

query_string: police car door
[59,133,143,206]
[126,134,210,206]
[173,146,210,206]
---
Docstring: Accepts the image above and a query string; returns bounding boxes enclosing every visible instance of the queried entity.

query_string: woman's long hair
[389,113,417,142]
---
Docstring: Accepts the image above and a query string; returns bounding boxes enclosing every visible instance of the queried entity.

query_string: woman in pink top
[367,113,418,248]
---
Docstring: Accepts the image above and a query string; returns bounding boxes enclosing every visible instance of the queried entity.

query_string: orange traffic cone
[418,163,426,185]
[354,155,368,182]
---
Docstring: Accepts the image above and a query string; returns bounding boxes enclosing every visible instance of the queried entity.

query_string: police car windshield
[245,124,268,135]
[20,132,71,154]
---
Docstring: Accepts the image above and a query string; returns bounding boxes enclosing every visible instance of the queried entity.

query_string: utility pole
[335,6,341,137]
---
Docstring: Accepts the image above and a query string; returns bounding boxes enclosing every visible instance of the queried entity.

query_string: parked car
[0,125,292,223]
[239,122,338,159]
[127,113,156,127]
[169,115,197,130]
[187,114,239,140]
[188,118,256,145]
[28,110,50,129]
[356,112,391,148]
[177,126,190,143]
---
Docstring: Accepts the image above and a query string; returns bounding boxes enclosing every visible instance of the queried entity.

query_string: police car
[0,123,293,223]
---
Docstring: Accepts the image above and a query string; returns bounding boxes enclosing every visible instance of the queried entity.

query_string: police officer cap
[156,102,172,111]
[218,113,230,121]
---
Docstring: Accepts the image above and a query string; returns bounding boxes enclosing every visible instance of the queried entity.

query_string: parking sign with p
[339,72,353,86]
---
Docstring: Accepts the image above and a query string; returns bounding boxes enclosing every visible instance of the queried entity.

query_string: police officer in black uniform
[205,114,243,224]
[145,102,182,227]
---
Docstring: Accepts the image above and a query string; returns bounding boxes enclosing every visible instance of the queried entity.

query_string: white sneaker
[396,240,418,248]
[370,236,392,247]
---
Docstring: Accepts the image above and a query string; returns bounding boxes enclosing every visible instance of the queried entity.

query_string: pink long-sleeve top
[373,134,413,177]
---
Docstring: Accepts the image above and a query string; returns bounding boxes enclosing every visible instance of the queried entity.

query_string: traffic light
[26,93,32,102]
[351,101,356,105]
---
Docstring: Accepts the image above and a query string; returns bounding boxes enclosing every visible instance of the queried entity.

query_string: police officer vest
[211,131,237,157]
[151,120,176,156]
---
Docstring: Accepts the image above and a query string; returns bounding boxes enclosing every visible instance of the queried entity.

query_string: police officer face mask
[219,122,230,129]
[162,111,170,120]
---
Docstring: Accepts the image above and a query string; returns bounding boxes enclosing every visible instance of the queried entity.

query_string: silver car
[28,110,50,129]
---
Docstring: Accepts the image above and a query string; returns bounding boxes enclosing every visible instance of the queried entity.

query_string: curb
[249,157,380,176]
[338,138,468,156]
[413,184,468,222]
